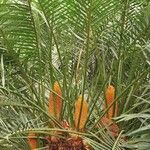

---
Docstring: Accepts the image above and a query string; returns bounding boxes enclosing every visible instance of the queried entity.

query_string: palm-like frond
[0,3,38,61]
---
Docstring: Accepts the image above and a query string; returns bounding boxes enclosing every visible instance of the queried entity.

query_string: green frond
[0,3,38,61]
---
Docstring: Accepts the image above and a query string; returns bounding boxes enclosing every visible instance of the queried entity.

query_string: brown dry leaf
[100,116,119,138]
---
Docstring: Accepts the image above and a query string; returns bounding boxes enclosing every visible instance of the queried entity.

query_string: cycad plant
[0,0,150,149]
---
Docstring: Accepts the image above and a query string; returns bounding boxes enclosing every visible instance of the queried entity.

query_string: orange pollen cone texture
[27,132,37,150]
[99,85,119,137]
[105,85,118,119]
[74,96,89,130]
[49,81,62,119]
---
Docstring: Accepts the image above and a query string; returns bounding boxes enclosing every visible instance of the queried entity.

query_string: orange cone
[105,85,118,119]
[74,96,88,130]
[27,132,37,150]
[49,81,62,119]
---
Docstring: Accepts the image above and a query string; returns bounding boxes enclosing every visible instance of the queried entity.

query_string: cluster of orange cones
[27,82,120,150]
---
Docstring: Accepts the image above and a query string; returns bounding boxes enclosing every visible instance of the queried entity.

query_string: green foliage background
[0,0,150,149]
